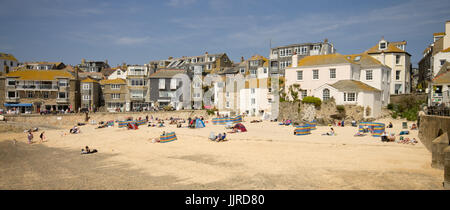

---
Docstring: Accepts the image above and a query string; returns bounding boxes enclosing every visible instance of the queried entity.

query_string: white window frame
[297,71,303,81]
[159,79,166,89]
[313,69,319,80]
[111,84,120,89]
[112,93,120,99]
[366,70,373,81]
[329,68,336,79]
[396,70,401,81]
[396,55,401,65]
[82,95,90,100]
[83,84,90,90]
[170,79,177,90]
[58,92,67,99]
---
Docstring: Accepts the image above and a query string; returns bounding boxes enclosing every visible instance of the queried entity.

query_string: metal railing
[427,106,450,116]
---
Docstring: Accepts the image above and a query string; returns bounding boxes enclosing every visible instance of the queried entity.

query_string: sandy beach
[0,117,444,190]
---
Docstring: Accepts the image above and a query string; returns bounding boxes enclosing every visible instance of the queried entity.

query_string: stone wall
[2,110,208,128]
[418,115,450,153]
[390,93,427,105]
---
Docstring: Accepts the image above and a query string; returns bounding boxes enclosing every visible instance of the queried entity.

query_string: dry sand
[0,117,444,190]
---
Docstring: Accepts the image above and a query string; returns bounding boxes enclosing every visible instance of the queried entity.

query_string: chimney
[81,58,85,65]
[205,52,208,55]
[324,38,328,43]
[292,52,298,68]
[105,59,108,65]
[241,56,244,62]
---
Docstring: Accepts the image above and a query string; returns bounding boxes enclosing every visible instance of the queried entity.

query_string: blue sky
[0,0,449,67]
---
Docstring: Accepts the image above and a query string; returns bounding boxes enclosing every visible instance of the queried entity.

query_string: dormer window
[379,41,387,50]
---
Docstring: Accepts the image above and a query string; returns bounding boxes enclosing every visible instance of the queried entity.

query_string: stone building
[126,65,151,111]
[80,77,101,111]
[149,69,187,110]
[2,69,79,113]
[100,78,127,112]
[78,59,110,73]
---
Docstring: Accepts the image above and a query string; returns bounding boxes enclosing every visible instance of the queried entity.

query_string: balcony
[56,98,69,103]
[15,85,59,91]
[5,97,19,102]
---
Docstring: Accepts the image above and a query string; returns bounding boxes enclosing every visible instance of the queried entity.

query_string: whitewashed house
[284,53,390,118]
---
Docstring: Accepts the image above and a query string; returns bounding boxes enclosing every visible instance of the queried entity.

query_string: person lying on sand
[217,133,227,142]
[354,132,365,137]
[322,128,335,136]
[250,120,262,123]
[81,146,98,154]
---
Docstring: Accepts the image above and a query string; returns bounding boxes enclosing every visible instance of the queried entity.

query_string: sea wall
[418,115,450,153]
[1,110,208,128]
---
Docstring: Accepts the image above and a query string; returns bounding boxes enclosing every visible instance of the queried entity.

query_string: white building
[431,21,450,77]
[106,68,127,80]
[284,53,391,118]
[0,53,18,74]
[366,38,411,95]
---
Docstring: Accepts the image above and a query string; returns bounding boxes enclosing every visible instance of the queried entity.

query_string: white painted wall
[432,52,450,77]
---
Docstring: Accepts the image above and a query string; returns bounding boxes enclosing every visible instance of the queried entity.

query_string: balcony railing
[5,97,19,102]
[15,85,59,90]
[56,98,69,103]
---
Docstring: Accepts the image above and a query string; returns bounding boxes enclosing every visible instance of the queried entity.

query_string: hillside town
[0,21,448,119]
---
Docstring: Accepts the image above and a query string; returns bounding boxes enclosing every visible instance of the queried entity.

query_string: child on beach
[27,131,33,144]
[39,131,46,143]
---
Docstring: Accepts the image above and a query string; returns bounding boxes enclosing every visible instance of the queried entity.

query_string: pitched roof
[149,69,186,78]
[101,68,120,77]
[296,53,355,67]
[100,78,126,85]
[441,47,450,53]
[366,42,410,55]
[6,69,74,80]
[0,53,18,62]
[433,62,450,84]
[433,32,445,36]
[330,80,381,92]
[345,53,389,69]
[81,77,99,83]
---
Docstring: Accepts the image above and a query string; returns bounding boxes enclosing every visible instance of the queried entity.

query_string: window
[27,91,33,98]
[7,79,16,86]
[313,45,320,51]
[8,91,16,98]
[170,79,177,89]
[345,92,356,102]
[379,42,386,50]
[297,71,303,80]
[117,70,121,75]
[131,79,144,86]
[300,46,308,55]
[280,49,285,57]
[159,79,165,89]
[366,70,373,80]
[59,92,67,99]
[263,68,267,74]
[226,101,230,108]
[43,92,49,99]
[240,68,245,74]
[250,69,257,75]
[251,98,256,104]
[396,71,401,80]
[58,79,68,87]
[111,84,120,89]
[226,92,230,98]
[111,93,120,99]
[313,69,319,79]
[301,90,307,98]
[396,55,401,65]
[440,59,446,66]
[250,60,259,66]
[83,95,90,100]
[323,89,330,101]
[272,50,278,55]
[329,69,336,79]
[251,88,255,94]
[207,64,212,70]
[193,92,201,98]
[83,84,90,90]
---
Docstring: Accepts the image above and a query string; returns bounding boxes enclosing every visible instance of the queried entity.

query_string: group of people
[26,130,46,144]
[279,119,292,126]
[209,132,227,142]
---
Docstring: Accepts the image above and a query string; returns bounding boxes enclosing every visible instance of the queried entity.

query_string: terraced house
[78,59,110,73]
[1,69,79,113]
[20,62,66,70]
[100,78,127,112]
[126,65,151,111]
[80,77,101,111]
[269,39,336,76]
[150,52,233,75]
[149,69,187,110]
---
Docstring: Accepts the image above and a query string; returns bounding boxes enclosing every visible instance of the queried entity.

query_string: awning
[4,103,33,107]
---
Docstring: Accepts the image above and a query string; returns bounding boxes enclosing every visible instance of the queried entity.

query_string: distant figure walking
[27,131,33,144]
[39,131,46,143]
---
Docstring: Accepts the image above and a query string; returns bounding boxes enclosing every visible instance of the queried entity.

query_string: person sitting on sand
[322,128,335,136]
[410,123,417,130]
[158,122,165,127]
[388,133,396,142]
[387,122,393,128]
[215,133,222,141]
[218,133,227,141]
[381,132,388,142]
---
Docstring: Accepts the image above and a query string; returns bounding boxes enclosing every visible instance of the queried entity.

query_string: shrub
[163,105,173,111]
[387,103,394,110]
[391,112,398,119]
[302,96,322,108]
[336,105,345,113]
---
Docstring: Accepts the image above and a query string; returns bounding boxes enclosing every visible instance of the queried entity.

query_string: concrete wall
[418,115,450,152]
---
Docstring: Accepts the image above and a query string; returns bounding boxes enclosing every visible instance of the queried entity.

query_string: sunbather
[322,128,335,136]
[354,132,365,137]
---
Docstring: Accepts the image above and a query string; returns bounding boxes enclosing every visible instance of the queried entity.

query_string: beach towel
[399,130,409,135]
